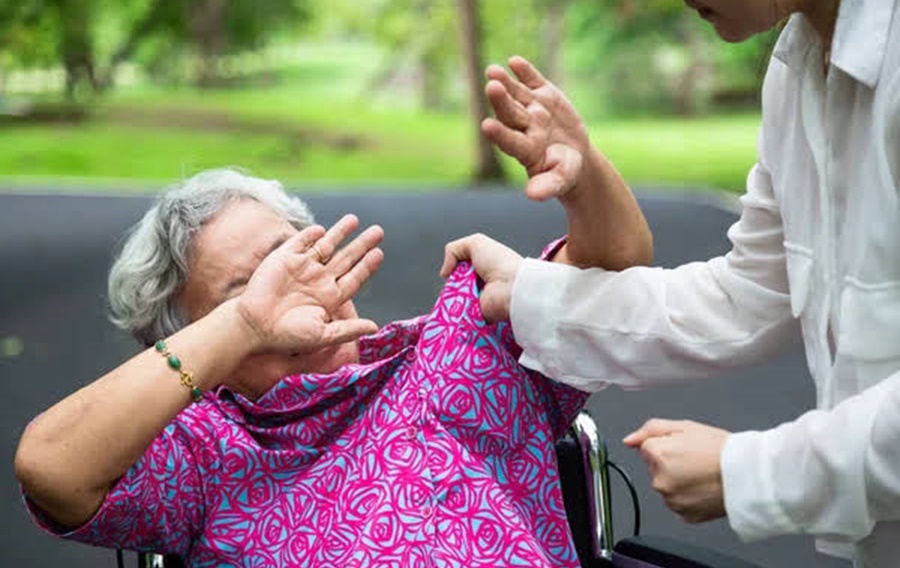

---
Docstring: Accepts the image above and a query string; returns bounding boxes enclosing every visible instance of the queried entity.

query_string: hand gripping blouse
[29,262,589,567]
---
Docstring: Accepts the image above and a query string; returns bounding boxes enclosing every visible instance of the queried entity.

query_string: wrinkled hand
[483,56,591,201]
[235,214,384,355]
[623,419,731,524]
[441,233,523,323]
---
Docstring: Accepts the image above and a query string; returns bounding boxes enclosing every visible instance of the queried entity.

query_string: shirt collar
[773,0,896,88]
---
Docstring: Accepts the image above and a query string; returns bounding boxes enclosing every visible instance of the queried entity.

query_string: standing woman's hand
[624,419,730,523]
[441,233,523,323]
[483,56,591,202]
[235,214,385,355]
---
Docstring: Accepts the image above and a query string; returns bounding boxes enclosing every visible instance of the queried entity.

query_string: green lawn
[0,43,761,193]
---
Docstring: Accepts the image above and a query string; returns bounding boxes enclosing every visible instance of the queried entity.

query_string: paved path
[0,189,848,567]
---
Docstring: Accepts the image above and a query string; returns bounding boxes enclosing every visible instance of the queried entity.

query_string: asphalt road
[0,189,849,568]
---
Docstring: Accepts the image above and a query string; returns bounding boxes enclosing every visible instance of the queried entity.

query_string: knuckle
[639,445,658,466]
[651,477,671,495]
[527,104,549,122]
[546,88,562,106]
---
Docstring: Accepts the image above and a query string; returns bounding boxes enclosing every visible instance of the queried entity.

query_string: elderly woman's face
[180,198,360,397]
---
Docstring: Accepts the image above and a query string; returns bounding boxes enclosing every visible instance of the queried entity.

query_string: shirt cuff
[721,429,801,541]
[511,257,566,378]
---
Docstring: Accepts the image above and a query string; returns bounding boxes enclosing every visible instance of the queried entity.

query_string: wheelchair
[128,411,762,568]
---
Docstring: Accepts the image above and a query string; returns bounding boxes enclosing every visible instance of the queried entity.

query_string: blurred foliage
[0,0,773,189]
[0,0,777,114]
[0,0,311,95]
[311,0,566,112]
[568,0,777,116]
[317,0,460,110]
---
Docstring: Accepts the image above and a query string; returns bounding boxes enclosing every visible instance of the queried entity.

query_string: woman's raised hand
[483,56,591,202]
[234,214,384,354]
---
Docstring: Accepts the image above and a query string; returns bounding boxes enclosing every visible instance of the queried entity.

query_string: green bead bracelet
[155,339,203,402]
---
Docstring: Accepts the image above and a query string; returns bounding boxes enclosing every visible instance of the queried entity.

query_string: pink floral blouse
[28,260,589,567]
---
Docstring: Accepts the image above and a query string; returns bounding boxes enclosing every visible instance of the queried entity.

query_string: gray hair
[108,168,315,346]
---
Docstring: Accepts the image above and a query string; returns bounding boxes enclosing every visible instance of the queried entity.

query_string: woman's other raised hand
[483,56,591,202]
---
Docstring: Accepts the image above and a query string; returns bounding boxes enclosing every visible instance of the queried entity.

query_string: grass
[0,42,760,193]
[593,115,759,192]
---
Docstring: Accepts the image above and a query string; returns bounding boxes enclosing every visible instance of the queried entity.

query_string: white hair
[108,168,315,346]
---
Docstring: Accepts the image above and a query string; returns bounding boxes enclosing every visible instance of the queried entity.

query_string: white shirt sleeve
[510,161,799,392]
[723,369,900,542]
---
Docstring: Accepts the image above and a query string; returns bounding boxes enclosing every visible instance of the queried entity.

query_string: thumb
[525,144,582,201]
[623,418,683,447]
[525,170,567,202]
[320,318,379,347]
[441,237,475,279]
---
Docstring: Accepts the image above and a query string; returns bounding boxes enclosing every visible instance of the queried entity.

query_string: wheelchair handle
[572,411,616,560]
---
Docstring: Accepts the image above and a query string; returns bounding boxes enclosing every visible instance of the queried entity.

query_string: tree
[189,0,310,87]
[0,0,99,100]
[457,0,504,182]
[0,0,312,96]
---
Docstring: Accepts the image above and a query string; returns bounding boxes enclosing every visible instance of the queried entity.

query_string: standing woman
[444,1,900,566]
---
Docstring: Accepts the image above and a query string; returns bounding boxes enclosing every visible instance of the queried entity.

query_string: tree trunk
[457,0,505,182]
[187,0,227,88]
[673,16,712,116]
[56,0,98,101]
[539,0,567,86]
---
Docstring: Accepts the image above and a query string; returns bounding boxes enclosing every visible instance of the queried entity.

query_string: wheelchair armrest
[614,536,765,568]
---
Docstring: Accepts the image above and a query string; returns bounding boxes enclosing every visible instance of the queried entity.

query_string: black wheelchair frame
[127,411,763,568]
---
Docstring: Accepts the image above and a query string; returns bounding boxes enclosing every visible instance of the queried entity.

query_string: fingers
[508,56,548,89]
[335,247,384,302]
[482,118,536,166]
[441,235,479,278]
[284,225,327,255]
[305,214,360,263]
[328,224,385,277]
[486,80,531,131]
[639,437,665,480]
[623,418,685,447]
[486,63,534,105]
[441,239,466,279]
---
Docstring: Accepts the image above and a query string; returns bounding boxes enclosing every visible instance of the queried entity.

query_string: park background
[0,0,776,191]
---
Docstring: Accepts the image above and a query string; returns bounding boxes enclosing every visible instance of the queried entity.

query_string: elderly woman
[16,165,650,566]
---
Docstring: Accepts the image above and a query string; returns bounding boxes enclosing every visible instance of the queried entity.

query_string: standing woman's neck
[801,0,841,49]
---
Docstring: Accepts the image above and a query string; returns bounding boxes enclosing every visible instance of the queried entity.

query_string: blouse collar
[774,0,895,88]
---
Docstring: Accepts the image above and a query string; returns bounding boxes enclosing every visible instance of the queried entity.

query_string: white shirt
[510,2,900,566]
